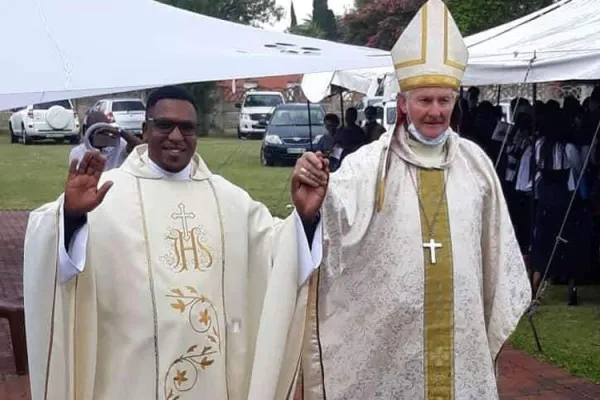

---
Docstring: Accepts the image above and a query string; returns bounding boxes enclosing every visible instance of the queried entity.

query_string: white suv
[9,100,80,144]
[83,98,146,137]
[236,91,285,139]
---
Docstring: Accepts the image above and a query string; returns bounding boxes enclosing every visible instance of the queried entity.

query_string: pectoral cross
[171,203,196,240]
[423,238,442,264]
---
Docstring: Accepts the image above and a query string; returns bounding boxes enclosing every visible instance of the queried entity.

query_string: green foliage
[157,0,284,135]
[446,0,554,36]
[341,0,555,49]
[290,1,298,28]
[157,0,283,26]
[311,0,339,40]
[289,16,327,39]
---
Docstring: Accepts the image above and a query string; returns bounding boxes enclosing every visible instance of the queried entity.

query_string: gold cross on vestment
[423,238,442,264]
[171,203,196,240]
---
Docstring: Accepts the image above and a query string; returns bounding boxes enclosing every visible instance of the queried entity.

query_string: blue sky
[267,0,355,31]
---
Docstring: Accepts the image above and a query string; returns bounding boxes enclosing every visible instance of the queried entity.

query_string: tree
[289,14,326,39]
[158,0,283,26]
[446,0,554,37]
[157,0,284,133]
[290,1,298,28]
[341,0,555,50]
[312,0,339,40]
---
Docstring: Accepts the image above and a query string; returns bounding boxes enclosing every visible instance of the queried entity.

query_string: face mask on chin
[405,109,450,147]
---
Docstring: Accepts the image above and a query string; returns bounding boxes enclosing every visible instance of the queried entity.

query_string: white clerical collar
[148,158,192,180]
[406,134,447,168]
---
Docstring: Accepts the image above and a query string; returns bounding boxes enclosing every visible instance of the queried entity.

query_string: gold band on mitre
[399,74,461,92]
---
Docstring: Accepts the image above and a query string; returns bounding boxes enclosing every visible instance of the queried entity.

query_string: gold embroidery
[165,286,222,399]
[167,286,222,344]
[394,3,428,69]
[136,178,161,400]
[161,203,213,272]
[419,169,454,400]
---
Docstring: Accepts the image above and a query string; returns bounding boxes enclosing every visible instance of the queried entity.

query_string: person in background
[364,105,386,143]
[69,111,142,171]
[336,107,367,163]
[531,108,590,306]
[316,113,342,172]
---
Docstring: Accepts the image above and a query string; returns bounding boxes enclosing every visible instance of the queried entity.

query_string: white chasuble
[300,129,531,400]
[24,146,309,400]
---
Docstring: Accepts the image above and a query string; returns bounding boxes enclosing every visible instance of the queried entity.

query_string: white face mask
[405,109,450,147]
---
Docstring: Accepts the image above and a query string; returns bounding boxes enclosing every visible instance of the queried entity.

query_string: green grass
[511,284,600,383]
[0,137,295,216]
[1,135,600,382]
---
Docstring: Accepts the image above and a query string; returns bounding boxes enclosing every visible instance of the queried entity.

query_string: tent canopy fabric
[464,0,600,85]
[301,67,391,103]
[0,0,390,111]
[301,0,600,98]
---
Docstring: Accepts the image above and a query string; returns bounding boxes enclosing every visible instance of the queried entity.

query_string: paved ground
[1,211,599,399]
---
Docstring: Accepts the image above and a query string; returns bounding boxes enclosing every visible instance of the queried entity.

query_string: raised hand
[64,151,113,218]
[291,151,330,222]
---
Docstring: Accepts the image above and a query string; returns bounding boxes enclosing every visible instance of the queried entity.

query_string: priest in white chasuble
[293,1,532,398]
[23,86,329,400]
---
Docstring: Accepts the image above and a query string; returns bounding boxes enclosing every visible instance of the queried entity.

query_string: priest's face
[144,99,197,172]
[400,88,456,139]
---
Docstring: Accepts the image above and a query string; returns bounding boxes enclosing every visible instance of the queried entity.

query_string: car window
[270,108,324,126]
[99,102,107,112]
[243,95,283,107]
[33,100,72,110]
[112,101,145,112]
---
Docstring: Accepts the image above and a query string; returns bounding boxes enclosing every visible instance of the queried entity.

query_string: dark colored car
[260,103,326,166]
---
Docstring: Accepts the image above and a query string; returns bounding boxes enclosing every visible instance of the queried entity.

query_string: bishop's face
[400,88,456,139]
[143,99,197,172]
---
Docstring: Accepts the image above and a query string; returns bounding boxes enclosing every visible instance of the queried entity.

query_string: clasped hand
[291,151,330,222]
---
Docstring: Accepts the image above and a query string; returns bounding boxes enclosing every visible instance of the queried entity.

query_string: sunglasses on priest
[146,118,199,137]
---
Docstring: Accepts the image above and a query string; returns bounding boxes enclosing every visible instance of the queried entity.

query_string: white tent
[301,67,392,103]
[0,0,391,111]
[464,0,600,85]
[301,0,600,98]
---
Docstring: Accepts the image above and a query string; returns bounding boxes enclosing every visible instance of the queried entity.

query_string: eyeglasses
[146,118,198,137]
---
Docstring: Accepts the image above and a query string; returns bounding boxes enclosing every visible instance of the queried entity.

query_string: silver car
[83,98,146,136]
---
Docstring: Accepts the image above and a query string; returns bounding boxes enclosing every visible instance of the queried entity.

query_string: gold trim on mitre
[391,0,468,92]
[399,74,461,92]
[394,3,428,70]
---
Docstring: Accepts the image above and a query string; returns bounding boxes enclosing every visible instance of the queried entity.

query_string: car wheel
[260,147,274,167]
[9,123,17,144]
[21,125,32,145]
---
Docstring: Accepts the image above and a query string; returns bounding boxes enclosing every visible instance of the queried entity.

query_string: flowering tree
[341,0,555,50]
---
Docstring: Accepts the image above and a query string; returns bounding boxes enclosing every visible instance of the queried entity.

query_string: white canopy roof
[0,0,390,111]
[300,67,392,103]
[301,0,600,97]
[464,0,600,85]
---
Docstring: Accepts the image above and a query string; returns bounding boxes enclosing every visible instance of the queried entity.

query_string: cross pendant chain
[423,238,443,264]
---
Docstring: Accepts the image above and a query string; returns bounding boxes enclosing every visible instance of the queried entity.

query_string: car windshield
[244,95,283,107]
[33,100,72,110]
[386,106,397,125]
[270,108,324,126]
[112,101,145,112]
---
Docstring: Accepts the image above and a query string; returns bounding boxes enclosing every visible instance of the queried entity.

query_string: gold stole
[419,169,454,400]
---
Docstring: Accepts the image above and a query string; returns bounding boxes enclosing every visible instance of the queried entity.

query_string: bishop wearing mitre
[293,0,532,398]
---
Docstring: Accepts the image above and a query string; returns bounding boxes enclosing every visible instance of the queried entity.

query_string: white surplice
[24,145,321,400]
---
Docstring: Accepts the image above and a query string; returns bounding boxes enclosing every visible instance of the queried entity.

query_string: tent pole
[340,92,345,127]
[307,100,314,152]
[496,85,502,105]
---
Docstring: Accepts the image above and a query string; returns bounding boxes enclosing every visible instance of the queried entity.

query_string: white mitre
[375,0,468,212]
[391,0,468,92]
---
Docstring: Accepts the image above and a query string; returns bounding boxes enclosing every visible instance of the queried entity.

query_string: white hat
[391,0,468,92]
